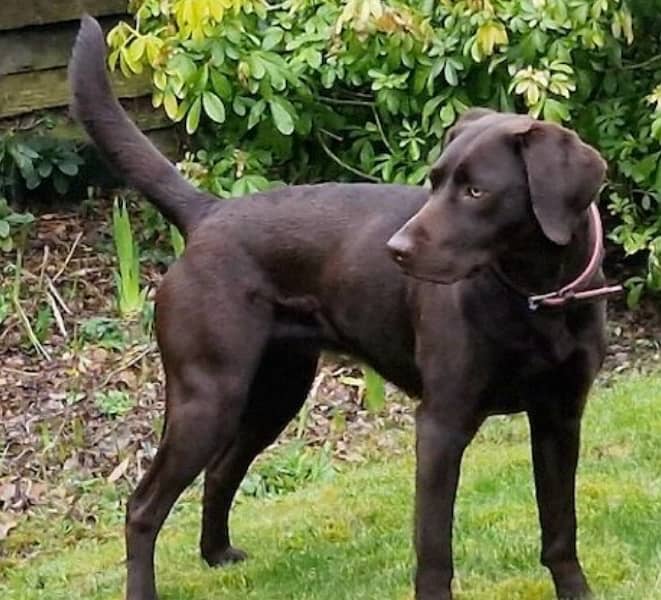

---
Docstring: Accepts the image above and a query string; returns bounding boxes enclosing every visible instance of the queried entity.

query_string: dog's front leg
[528,385,592,600]
[414,398,481,600]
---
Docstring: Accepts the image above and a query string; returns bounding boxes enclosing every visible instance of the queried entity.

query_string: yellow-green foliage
[107,1,661,297]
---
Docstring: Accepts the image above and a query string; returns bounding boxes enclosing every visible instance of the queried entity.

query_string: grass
[1,372,660,600]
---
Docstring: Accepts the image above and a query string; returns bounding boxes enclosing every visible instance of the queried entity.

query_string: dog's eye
[465,186,484,199]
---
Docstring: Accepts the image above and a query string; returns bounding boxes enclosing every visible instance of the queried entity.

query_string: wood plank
[0,67,152,118]
[0,16,125,75]
[146,128,184,159]
[0,0,127,31]
[27,97,175,140]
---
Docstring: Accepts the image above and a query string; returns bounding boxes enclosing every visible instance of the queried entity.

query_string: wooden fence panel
[0,1,180,159]
[0,0,127,31]
[0,16,122,75]
[0,68,152,119]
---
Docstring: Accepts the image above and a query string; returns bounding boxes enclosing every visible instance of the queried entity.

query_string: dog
[70,15,620,600]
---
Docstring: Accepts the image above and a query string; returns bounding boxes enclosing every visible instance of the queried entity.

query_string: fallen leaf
[108,456,130,483]
[0,517,18,540]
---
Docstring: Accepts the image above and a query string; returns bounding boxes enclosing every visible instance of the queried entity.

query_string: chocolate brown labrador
[70,16,615,600]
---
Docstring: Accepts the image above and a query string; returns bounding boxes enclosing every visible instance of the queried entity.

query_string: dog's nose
[387,234,414,265]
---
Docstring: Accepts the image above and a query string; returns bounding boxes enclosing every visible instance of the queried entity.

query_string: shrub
[109,0,661,297]
[0,131,84,200]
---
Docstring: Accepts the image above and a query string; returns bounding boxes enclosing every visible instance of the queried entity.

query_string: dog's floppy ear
[518,123,606,245]
[445,107,497,146]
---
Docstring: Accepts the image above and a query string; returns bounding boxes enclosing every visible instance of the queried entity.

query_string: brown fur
[70,15,609,600]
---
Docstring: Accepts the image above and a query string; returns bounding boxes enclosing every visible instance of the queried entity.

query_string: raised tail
[69,15,215,235]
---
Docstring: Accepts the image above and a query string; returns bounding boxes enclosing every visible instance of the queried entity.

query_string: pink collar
[494,204,623,311]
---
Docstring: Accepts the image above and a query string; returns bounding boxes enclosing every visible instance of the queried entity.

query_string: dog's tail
[69,15,215,235]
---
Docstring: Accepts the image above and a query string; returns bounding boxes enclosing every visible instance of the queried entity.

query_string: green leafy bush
[109,0,661,296]
[0,132,84,198]
[0,197,33,252]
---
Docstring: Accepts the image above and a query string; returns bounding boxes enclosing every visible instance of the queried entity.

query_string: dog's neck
[494,211,594,297]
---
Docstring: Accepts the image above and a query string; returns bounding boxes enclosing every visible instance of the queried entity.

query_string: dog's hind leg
[125,302,270,600]
[199,341,320,567]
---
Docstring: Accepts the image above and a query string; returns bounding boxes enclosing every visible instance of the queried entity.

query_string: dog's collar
[492,204,623,311]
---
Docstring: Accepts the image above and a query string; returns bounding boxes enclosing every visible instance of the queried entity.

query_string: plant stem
[315,131,381,182]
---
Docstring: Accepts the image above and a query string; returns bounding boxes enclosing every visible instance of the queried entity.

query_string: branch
[622,54,661,71]
[315,131,381,183]
[372,107,395,154]
[317,95,375,108]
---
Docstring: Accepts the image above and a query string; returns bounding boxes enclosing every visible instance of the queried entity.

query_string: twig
[53,232,83,282]
[100,343,156,388]
[0,367,42,377]
[46,291,68,339]
[38,245,49,290]
[12,248,51,361]
[317,95,375,108]
[372,107,395,154]
[622,54,661,71]
[13,298,51,361]
[316,131,381,183]
[319,128,344,142]
[338,88,375,100]
[46,277,72,315]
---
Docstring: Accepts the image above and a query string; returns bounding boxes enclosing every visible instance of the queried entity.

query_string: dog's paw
[556,583,592,600]
[204,545,248,568]
[557,593,592,600]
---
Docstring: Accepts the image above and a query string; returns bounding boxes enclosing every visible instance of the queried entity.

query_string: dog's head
[387,108,607,284]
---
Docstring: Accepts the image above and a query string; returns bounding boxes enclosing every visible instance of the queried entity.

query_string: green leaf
[444,61,458,86]
[248,55,266,80]
[262,28,284,51]
[57,161,79,176]
[163,91,178,120]
[632,154,660,185]
[0,220,9,237]
[362,366,385,413]
[263,60,286,91]
[408,164,429,185]
[202,92,226,124]
[233,96,248,117]
[128,37,146,64]
[53,171,69,194]
[626,281,643,310]
[321,68,336,89]
[422,95,444,127]
[248,99,266,130]
[440,103,455,127]
[269,99,295,135]
[211,71,232,100]
[306,49,322,69]
[37,162,53,178]
[652,118,661,142]
[15,143,38,159]
[120,45,142,75]
[186,97,202,134]
[542,98,569,123]
[170,224,185,258]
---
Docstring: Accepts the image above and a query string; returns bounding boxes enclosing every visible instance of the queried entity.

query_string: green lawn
[1,372,660,600]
